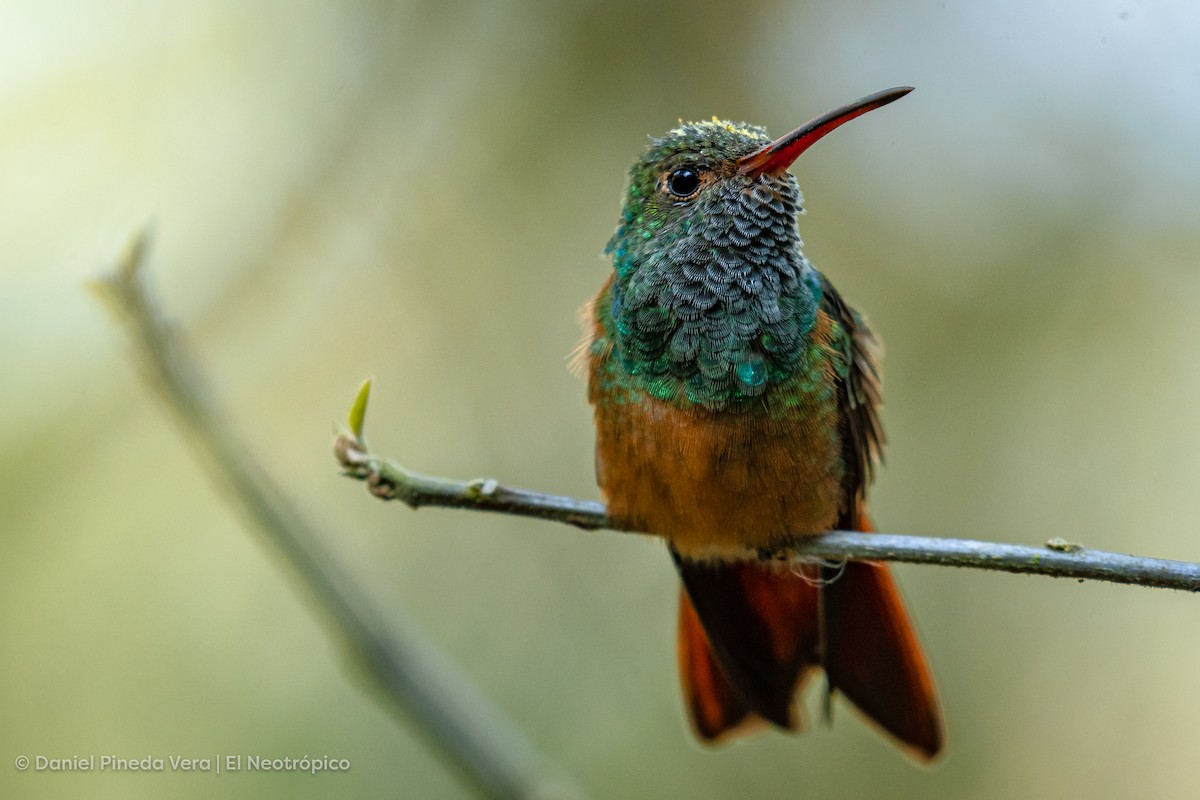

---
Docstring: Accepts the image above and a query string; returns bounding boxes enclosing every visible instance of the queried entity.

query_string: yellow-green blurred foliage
[4,1,1200,798]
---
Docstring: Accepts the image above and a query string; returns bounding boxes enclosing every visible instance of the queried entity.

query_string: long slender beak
[736,86,913,177]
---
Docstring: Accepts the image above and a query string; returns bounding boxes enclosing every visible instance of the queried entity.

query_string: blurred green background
[4,1,1200,798]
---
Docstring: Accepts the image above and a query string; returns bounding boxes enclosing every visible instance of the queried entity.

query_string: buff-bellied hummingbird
[578,87,943,759]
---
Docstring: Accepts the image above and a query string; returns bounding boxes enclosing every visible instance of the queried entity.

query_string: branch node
[468,478,500,498]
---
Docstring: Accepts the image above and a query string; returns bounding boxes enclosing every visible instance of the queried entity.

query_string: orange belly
[593,388,845,559]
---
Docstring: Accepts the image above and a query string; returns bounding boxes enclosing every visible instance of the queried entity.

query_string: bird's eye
[665,167,702,199]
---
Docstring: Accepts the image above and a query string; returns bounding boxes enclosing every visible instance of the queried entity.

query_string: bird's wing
[820,276,885,522]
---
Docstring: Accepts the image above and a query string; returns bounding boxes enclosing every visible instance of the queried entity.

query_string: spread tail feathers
[673,551,943,760]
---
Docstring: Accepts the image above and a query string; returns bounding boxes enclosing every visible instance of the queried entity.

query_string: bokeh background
[4,1,1200,798]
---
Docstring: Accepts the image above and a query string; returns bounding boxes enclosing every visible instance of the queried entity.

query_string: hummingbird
[578,87,943,759]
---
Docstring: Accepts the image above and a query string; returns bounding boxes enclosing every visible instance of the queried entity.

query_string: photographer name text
[17,753,350,776]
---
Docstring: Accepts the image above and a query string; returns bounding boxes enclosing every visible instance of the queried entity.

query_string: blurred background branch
[92,229,581,800]
[334,385,1200,593]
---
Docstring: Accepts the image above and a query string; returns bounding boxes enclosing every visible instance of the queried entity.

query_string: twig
[334,382,1200,594]
[93,228,582,800]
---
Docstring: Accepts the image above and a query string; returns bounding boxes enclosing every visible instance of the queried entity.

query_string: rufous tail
[673,549,943,760]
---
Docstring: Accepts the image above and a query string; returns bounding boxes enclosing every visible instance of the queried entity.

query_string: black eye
[665,167,702,199]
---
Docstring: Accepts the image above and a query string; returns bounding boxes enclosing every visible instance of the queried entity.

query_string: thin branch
[93,228,582,800]
[334,382,1200,594]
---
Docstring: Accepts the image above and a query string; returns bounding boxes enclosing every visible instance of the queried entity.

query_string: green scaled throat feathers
[599,120,831,412]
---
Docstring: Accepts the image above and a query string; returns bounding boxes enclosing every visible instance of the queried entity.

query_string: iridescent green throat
[598,119,825,412]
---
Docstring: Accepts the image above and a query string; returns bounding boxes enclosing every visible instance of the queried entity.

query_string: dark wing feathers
[819,276,885,524]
